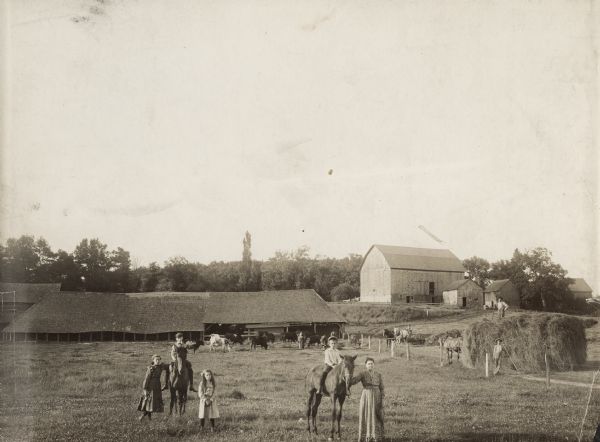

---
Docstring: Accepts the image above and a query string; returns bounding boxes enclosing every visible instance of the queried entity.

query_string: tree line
[462,248,590,313]
[0,234,590,312]
[0,233,361,301]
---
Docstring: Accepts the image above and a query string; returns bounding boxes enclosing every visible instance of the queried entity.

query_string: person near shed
[497,297,509,319]
[493,339,505,375]
[137,354,168,421]
[198,369,220,431]
[171,332,197,392]
[317,336,342,395]
[352,357,385,442]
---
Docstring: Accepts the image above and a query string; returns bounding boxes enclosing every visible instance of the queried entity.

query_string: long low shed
[2,289,346,342]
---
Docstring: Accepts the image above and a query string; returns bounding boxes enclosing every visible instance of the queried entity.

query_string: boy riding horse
[317,336,342,395]
[169,332,197,392]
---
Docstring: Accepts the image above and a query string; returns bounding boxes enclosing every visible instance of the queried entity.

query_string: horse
[209,334,231,352]
[383,328,395,348]
[282,331,297,342]
[305,355,357,440]
[441,336,462,364]
[395,326,413,344]
[166,358,189,415]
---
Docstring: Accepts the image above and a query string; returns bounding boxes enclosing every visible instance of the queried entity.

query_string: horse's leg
[313,392,322,435]
[169,388,175,415]
[337,396,345,440]
[329,394,337,441]
[306,389,315,434]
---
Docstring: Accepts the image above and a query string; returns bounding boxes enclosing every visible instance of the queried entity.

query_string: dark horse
[305,355,357,440]
[166,358,189,415]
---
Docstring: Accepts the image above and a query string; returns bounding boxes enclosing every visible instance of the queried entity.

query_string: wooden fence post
[406,341,410,360]
[368,335,371,350]
[439,341,443,367]
[378,339,381,354]
[545,353,550,387]
[360,334,364,349]
[485,352,489,378]
[391,340,395,358]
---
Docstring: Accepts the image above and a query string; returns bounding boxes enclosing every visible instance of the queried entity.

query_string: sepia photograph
[1,1,599,440]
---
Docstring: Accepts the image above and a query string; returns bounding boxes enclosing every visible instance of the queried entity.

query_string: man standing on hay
[497,297,509,319]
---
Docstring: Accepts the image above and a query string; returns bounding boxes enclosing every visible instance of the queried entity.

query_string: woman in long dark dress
[352,357,385,442]
[137,354,168,421]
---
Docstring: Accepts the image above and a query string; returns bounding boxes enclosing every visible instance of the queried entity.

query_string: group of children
[137,333,219,431]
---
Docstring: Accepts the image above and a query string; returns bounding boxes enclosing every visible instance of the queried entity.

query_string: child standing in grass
[137,355,168,421]
[198,369,220,431]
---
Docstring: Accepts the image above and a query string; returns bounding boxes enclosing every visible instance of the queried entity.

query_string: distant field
[1,336,599,441]
[330,302,465,325]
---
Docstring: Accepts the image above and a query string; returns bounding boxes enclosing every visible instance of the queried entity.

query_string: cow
[224,333,245,345]
[184,340,203,353]
[259,331,275,343]
[282,331,297,342]
[304,335,321,348]
[383,328,395,348]
[250,335,268,350]
[209,334,231,352]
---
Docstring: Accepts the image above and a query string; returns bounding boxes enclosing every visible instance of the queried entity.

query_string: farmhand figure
[170,332,197,392]
[497,297,509,319]
[317,336,342,395]
[493,339,505,375]
[137,354,168,421]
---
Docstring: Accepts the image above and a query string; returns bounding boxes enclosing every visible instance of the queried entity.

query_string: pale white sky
[1,0,598,293]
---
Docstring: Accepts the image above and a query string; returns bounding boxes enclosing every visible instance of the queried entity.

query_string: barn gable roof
[0,282,62,304]
[4,289,345,333]
[483,279,511,293]
[361,245,465,273]
[569,278,593,293]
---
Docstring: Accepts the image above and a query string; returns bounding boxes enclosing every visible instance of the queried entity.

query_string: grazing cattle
[304,335,321,348]
[319,335,327,349]
[250,335,268,350]
[224,333,244,345]
[184,340,203,353]
[209,334,231,352]
[298,332,305,349]
[282,331,297,342]
[262,332,276,343]
[441,336,462,364]
[395,326,413,344]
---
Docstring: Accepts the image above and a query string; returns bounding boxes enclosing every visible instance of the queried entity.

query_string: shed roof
[0,282,61,303]
[483,279,511,293]
[362,245,465,273]
[442,279,481,291]
[4,289,345,333]
[569,278,593,293]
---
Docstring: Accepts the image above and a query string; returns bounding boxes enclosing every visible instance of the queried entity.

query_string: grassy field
[1,336,599,442]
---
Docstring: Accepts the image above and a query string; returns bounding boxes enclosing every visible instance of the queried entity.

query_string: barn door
[462,297,467,308]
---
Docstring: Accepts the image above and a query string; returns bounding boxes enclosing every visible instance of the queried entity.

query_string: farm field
[1,336,599,442]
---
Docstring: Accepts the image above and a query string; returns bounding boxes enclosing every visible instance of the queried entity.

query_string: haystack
[462,314,586,373]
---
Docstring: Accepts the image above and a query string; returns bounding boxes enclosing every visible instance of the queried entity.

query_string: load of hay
[462,314,586,373]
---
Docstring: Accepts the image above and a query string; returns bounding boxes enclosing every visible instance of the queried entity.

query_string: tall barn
[360,245,466,304]
[569,278,593,301]
[483,279,520,308]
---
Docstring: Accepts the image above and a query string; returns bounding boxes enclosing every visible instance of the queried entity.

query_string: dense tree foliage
[0,235,361,301]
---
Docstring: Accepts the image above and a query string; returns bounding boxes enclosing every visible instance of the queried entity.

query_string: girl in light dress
[198,369,220,431]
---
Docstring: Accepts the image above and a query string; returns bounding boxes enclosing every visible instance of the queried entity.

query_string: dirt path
[521,374,600,389]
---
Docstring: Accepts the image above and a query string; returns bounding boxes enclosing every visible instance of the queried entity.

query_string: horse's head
[341,355,357,396]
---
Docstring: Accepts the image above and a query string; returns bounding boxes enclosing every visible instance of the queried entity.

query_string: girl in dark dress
[137,354,168,421]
